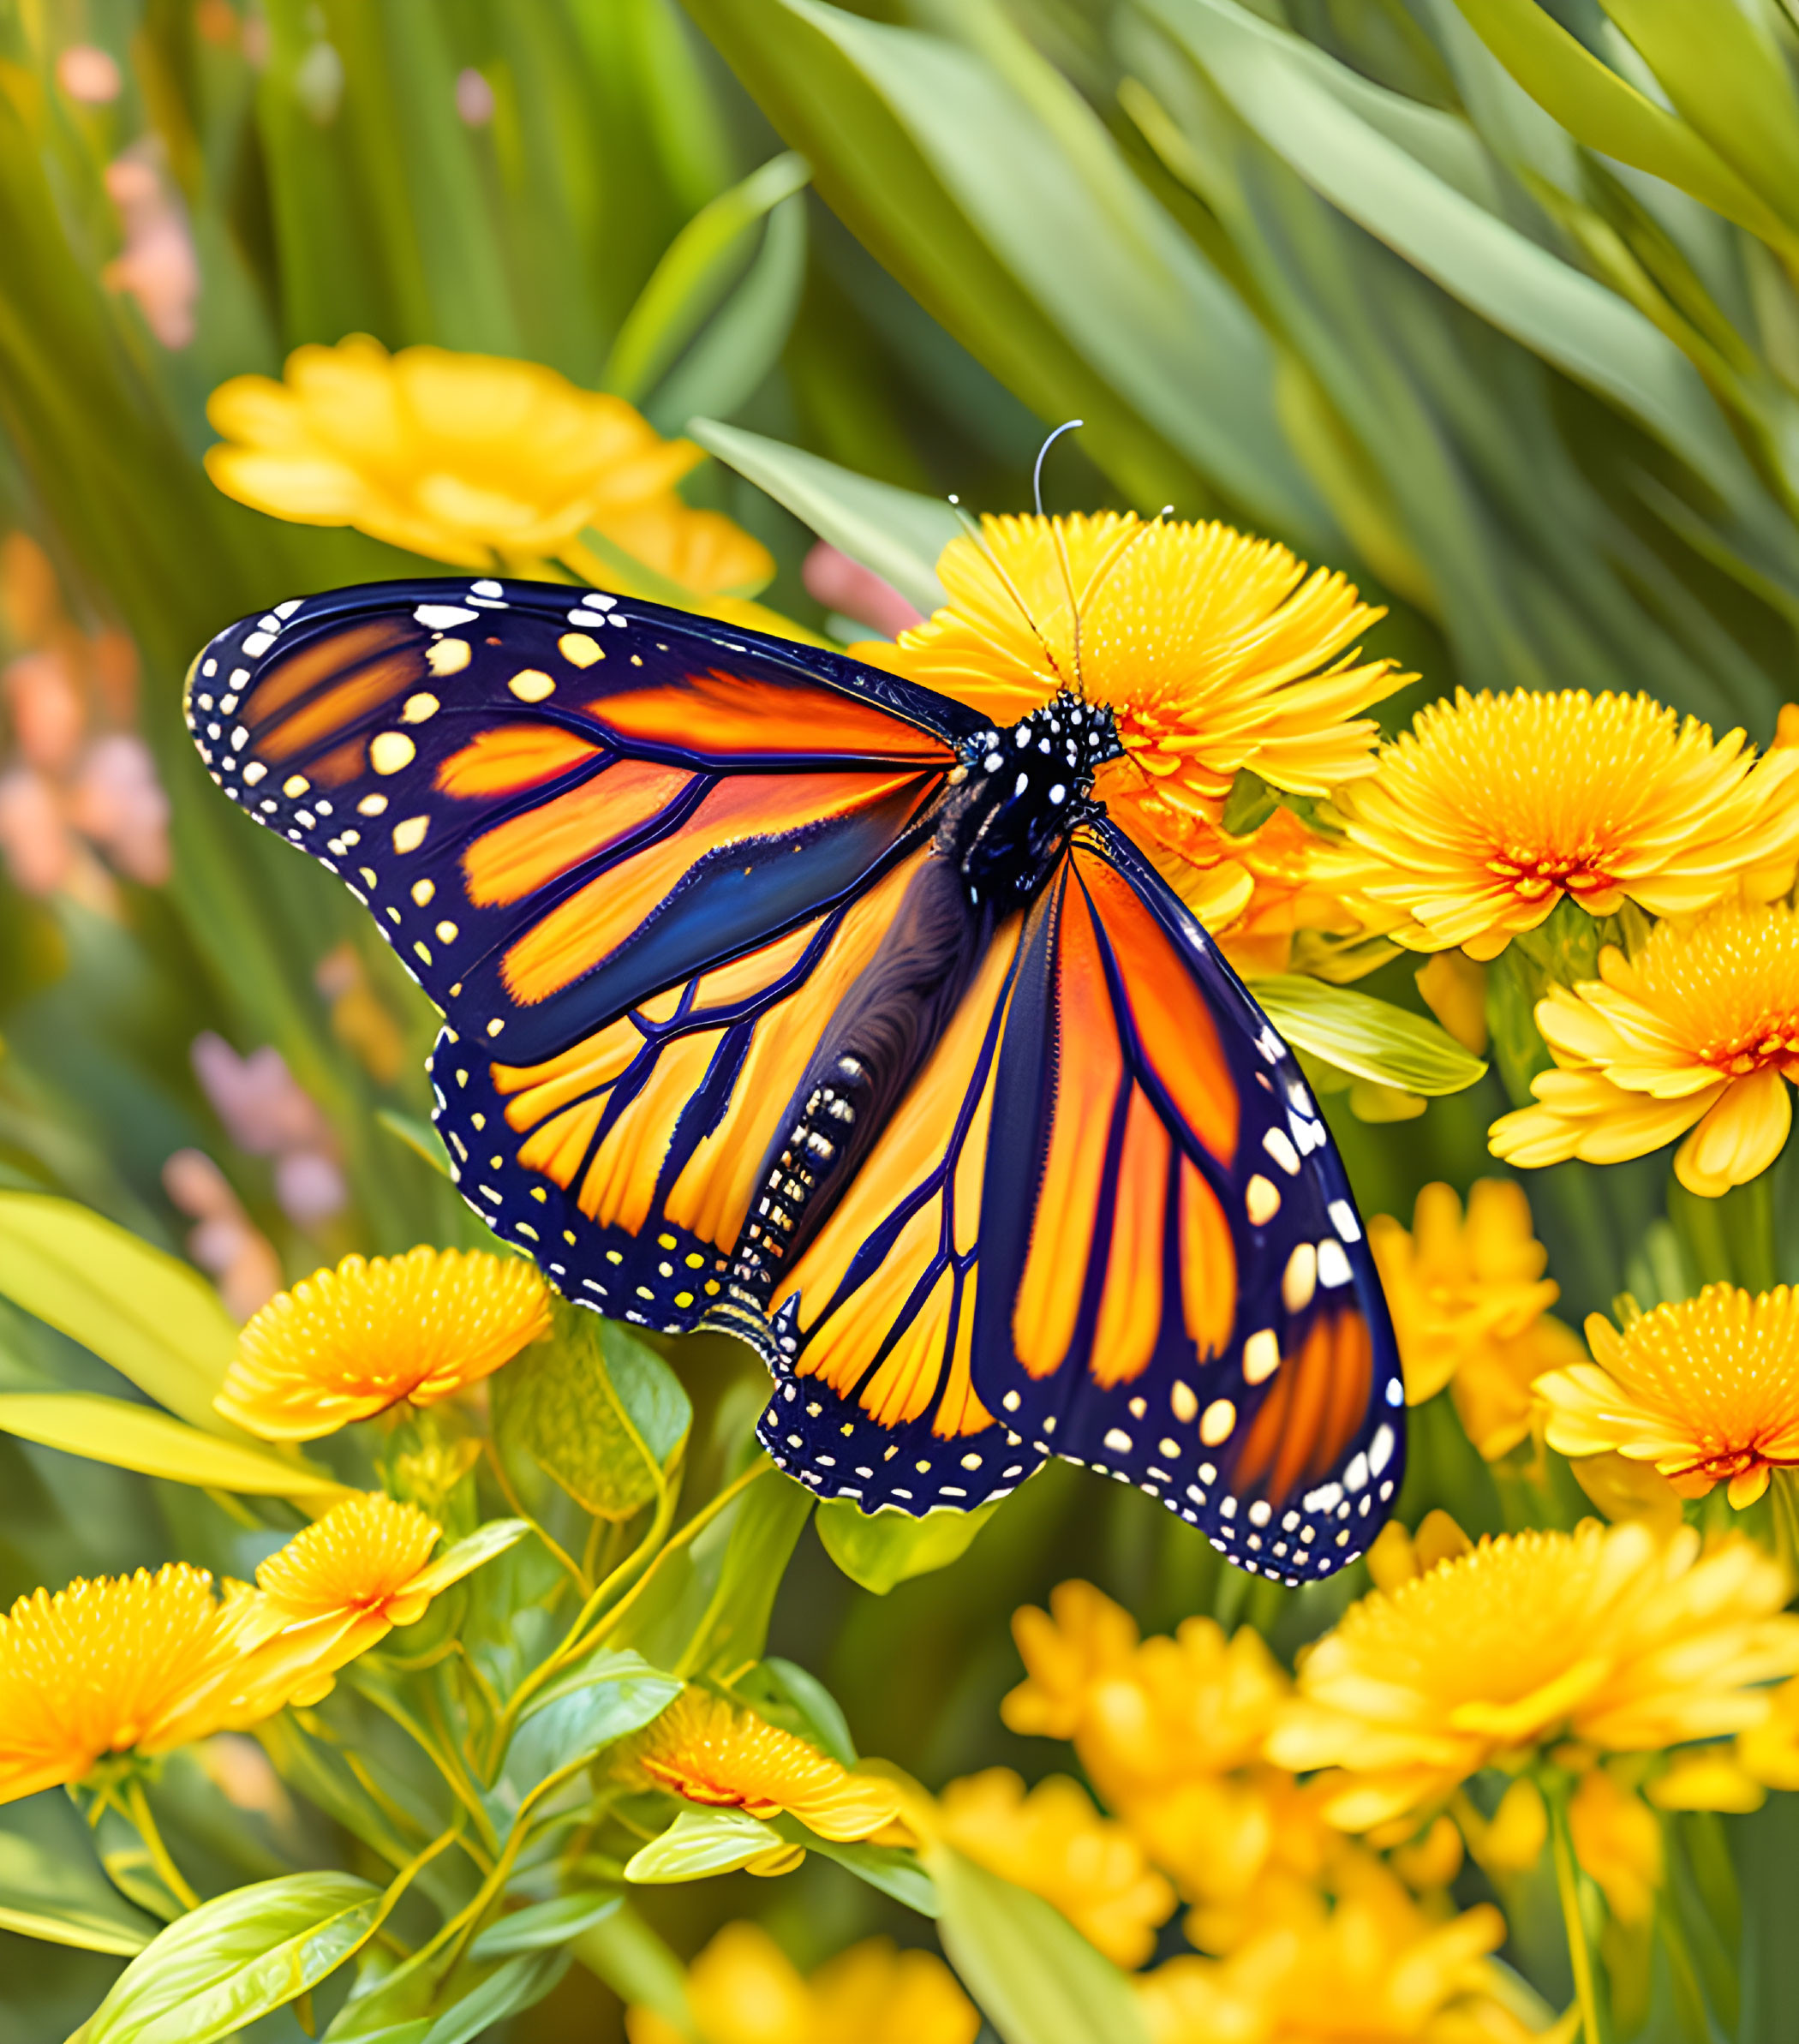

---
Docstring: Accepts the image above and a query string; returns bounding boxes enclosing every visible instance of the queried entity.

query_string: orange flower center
[1620,903,1799,1081]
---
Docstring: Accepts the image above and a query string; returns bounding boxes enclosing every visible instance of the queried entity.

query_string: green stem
[124,1778,201,1913]
[1548,1789,1608,2044]
[1769,1469,1799,1584]
[351,1677,501,1856]
[487,1461,751,1769]
[483,1441,591,1596]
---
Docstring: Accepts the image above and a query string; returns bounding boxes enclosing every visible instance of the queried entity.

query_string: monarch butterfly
[186,566,1403,1583]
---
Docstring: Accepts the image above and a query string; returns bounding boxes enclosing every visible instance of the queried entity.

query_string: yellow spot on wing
[509,669,555,702]
[559,632,604,667]
[370,731,415,774]
[426,638,472,676]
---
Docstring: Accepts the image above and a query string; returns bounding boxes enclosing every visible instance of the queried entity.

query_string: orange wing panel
[464,759,696,905]
[1012,876,1124,1379]
[438,723,607,798]
[1089,1086,1171,1390]
[593,669,957,764]
[1074,852,1239,1166]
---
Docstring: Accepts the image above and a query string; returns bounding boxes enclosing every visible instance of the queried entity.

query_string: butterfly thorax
[943,692,1122,906]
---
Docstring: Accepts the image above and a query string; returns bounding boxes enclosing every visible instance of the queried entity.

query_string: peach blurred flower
[191,1032,346,1228]
[103,149,200,350]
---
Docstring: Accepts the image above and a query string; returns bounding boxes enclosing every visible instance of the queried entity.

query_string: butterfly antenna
[947,491,1073,693]
[1034,421,1086,698]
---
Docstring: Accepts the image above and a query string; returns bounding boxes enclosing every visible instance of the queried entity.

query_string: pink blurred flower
[69,733,170,885]
[192,1033,330,1156]
[163,1149,283,1322]
[190,1034,347,1228]
[57,45,122,104]
[273,1150,348,1228]
[803,541,924,640]
[103,152,199,350]
[0,768,75,895]
[456,68,494,127]
[5,651,84,774]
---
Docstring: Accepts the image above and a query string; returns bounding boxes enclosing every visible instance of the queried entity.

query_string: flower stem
[124,1778,201,1913]
[1547,1789,1608,2044]
[1769,1469,1799,1584]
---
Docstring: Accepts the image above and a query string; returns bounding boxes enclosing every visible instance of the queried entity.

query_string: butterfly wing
[188,577,986,1333]
[965,819,1403,1580]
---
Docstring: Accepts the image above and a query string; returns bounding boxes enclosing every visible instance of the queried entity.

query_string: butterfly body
[187,577,1404,1581]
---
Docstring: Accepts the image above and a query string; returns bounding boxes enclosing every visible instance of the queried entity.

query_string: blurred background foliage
[4,0,1799,2036]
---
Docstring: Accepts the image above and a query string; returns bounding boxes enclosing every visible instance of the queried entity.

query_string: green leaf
[500,1650,683,1799]
[0,1393,344,1497]
[688,419,959,617]
[816,1497,1002,1594]
[1142,0,1751,499]
[418,1951,571,2044]
[469,1892,622,1962]
[607,152,812,403]
[0,1802,158,1956]
[927,1846,1151,2044]
[680,0,1319,535]
[624,1807,786,1883]
[1247,976,1487,1097]
[1599,0,1799,242]
[571,1902,694,2040]
[792,1832,940,1917]
[82,1873,381,2044]
[1449,0,1799,250]
[494,1307,690,1521]
[0,1193,242,1433]
[649,193,809,433]
[762,1656,857,1766]
[376,1109,454,1180]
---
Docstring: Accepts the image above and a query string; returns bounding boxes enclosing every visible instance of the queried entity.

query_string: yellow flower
[1369,1181,1585,1461]
[1538,1285,1799,1508]
[0,1564,266,1803]
[935,1769,1174,1967]
[624,1688,903,1842]
[1002,1582,1331,1949]
[1566,1767,1661,1926]
[625,1921,978,2044]
[1737,1674,1799,1790]
[205,336,772,594]
[218,1245,551,1440]
[1268,1521,1799,1829]
[855,512,1403,926]
[1138,1855,1550,2044]
[243,1491,494,1706]
[1206,806,1371,978]
[1488,901,1799,1196]
[1330,689,1799,960]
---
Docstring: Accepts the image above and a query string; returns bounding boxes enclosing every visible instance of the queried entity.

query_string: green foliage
[79,1872,382,2044]
[495,1306,691,1520]
[928,1846,1151,2044]
[0,1800,158,1957]
[816,1496,1003,1593]
[0,1193,241,1431]
[1250,973,1488,1096]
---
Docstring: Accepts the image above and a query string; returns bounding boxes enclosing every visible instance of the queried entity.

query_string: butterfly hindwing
[968,822,1404,1581]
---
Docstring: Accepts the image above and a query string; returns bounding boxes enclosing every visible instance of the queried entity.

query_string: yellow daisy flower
[217,1245,551,1440]
[935,1769,1175,1968]
[624,1688,903,1842]
[1330,689,1799,959]
[1002,1582,1332,1950]
[1267,1521,1799,1830]
[625,1921,977,2044]
[1488,900,1799,1197]
[205,336,773,594]
[1368,1180,1586,1461]
[855,511,1404,926]
[1538,1285,1799,1509]
[243,1491,496,1706]
[1138,1855,1546,2044]
[0,1564,268,1803]
[1738,1673,1799,1790]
